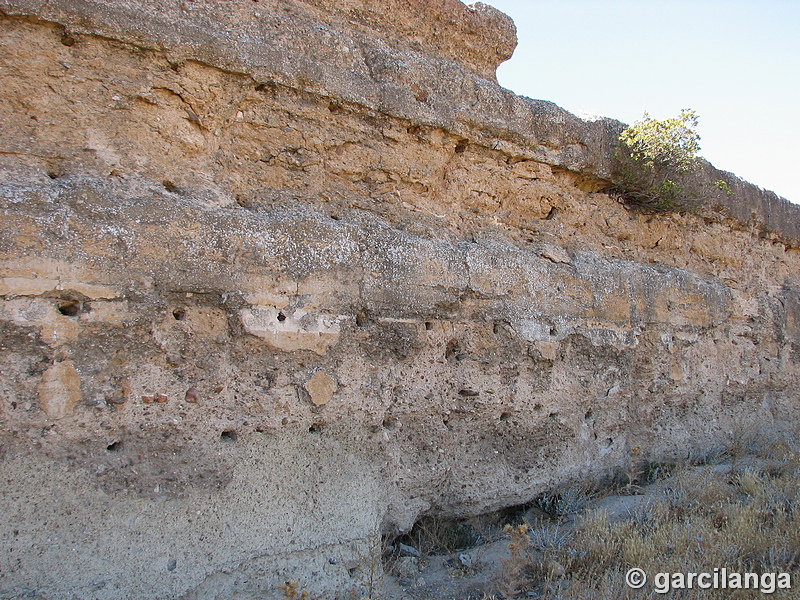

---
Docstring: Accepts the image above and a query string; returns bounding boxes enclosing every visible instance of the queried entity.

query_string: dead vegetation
[377,432,800,600]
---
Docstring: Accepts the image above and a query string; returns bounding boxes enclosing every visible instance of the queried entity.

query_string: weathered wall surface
[0,1,799,598]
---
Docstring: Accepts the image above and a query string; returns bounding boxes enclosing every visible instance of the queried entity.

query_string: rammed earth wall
[0,1,799,598]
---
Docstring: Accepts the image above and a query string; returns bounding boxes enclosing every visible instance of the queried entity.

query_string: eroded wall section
[0,1,799,598]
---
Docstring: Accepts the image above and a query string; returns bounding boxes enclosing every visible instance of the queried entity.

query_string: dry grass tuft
[494,434,800,599]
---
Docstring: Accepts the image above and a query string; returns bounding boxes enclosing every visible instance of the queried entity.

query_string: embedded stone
[37,360,81,419]
[304,371,337,406]
[540,244,571,264]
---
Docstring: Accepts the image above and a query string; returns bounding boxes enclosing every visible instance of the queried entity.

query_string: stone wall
[1,1,798,598]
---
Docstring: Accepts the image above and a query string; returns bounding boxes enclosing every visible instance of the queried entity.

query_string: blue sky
[480,0,800,203]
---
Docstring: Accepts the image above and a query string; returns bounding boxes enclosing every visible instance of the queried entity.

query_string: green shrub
[619,108,700,172]
[608,109,703,212]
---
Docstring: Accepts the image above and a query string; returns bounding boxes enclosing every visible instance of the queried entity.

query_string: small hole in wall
[276,312,286,322]
[162,180,179,193]
[46,170,60,180]
[60,34,76,47]
[172,308,186,321]
[254,80,277,93]
[58,300,81,317]
[499,412,511,421]
[454,139,468,154]
[355,309,371,328]
[106,441,122,452]
[425,321,433,330]
[220,430,237,443]
[445,339,460,359]
[308,423,324,433]
[584,410,593,420]
[348,567,357,577]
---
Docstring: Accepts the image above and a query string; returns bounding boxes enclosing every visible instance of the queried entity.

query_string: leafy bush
[619,108,700,172]
[607,109,703,212]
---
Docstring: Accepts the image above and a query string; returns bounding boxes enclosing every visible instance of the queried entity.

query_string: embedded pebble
[304,371,337,406]
[397,543,421,558]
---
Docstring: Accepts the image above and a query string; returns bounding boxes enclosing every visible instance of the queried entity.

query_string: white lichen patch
[240,306,343,354]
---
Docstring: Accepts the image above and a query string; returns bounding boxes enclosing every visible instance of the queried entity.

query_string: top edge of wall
[2,0,797,244]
